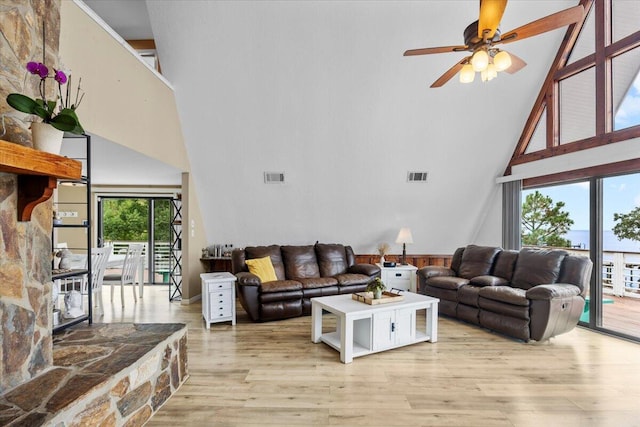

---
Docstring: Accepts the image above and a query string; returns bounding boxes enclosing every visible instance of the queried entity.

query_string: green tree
[102,198,171,242]
[612,207,640,242]
[521,190,574,247]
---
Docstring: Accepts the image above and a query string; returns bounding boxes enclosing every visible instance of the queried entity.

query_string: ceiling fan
[404,0,585,88]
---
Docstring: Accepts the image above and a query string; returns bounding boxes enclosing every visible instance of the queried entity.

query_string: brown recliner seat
[417,245,592,342]
[232,243,379,322]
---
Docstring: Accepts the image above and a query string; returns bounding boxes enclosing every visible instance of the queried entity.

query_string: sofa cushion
[450,247,465,275]
[469,275,509,287]
[458,245,501,279]
[281,245,320,279]
[245,245,286,280]
[260,280,302,293]
[427,276,469,290]
[557,255,592,295]
[511,248,568,290]
[315,243,349,277]
[297,277,338,289]
[334,273,370,286]
[492,250,519,281]
[478,286,529,306]
[458,285,482,306]
[245,256,278,282]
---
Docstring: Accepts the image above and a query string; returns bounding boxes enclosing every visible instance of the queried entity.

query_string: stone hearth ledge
[0,323,188,426]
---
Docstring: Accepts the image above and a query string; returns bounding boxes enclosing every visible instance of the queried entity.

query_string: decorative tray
[352,291,404,305]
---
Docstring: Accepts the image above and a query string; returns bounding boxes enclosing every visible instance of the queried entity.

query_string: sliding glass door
[520,174,640,341]
[600,174,640,338]
[97,196,172,284]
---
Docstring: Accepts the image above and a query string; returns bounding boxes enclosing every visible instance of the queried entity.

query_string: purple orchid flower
[26,61,48,79]
[54,69,67,84]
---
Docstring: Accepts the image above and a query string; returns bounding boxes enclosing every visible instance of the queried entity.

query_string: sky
[614,71,640,130]
[522,174,640,232]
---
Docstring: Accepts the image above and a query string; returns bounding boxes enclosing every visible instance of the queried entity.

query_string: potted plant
[6,61,84,153]
[367,277,386,299]
[377,242,390,264]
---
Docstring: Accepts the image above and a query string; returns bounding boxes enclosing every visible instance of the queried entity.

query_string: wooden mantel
[0,139,82,221]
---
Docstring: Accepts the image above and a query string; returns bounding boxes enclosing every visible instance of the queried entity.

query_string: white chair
[103,244,144,307]
[83,246,112,317]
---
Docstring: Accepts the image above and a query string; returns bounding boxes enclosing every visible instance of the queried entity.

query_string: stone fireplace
[0,0,61,394]
[1,6,189,425]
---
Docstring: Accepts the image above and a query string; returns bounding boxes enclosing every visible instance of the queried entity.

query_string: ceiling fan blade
[499,5,584,44]
[404,45,468,56]
[503,52,527,74]
[430,58,469,88]
[478,0,508,39]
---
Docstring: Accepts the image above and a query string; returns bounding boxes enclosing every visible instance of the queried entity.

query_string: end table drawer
[209,281,233,291]
[209,292,233,317]
[211,305,233,318]
[386,270,411,279]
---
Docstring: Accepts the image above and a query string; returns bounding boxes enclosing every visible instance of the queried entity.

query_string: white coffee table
[311,292,439,363]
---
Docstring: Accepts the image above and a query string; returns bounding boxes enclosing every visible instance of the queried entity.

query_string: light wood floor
[95,286,640,427]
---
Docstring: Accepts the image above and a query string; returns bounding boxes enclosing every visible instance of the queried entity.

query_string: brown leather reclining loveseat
[232,243,380,322]
[417,245,592,342]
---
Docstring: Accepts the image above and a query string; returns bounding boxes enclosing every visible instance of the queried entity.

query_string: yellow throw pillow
[245,256,277,282]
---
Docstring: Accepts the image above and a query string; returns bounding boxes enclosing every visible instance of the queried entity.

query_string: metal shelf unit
[169,197,182,301]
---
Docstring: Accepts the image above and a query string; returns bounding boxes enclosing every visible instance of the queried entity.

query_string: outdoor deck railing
[104,241,171,280]
[564,248,640,299]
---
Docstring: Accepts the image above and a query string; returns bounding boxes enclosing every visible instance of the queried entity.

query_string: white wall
[147,1,575,255]
[60,1,208,299]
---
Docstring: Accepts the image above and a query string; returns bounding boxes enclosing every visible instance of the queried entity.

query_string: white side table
[376,263,418,292]
[200,272,237,328]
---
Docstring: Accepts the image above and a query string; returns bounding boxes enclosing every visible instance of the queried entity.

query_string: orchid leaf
[32,104,50,120]
[6,94,38,114]
[50,113,78,132]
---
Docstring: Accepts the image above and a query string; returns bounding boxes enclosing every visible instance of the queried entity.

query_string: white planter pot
[31,122,64,154]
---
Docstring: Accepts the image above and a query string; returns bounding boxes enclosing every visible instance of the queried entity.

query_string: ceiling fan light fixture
[471,49,489,72]
[459,63,475,83]
[494,50,512,71]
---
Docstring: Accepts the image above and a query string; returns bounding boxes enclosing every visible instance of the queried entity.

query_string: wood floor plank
[95,286,640,426]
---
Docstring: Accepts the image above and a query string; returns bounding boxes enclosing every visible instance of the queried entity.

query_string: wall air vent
[264,172,285,184]
[407,171,428,182]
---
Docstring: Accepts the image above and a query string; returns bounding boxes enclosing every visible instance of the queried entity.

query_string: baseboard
[181,293,202,305]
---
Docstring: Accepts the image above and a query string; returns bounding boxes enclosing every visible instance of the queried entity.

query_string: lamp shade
[494,50,512,71]
[395,227,414,244]
[459,63,475,83]
[471,49,489,72]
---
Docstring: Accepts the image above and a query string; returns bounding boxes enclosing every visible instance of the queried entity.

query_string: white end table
[376,263,418,292]
[200,272,237,328]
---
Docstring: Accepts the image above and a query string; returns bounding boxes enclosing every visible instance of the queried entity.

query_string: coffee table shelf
[311,292,439,363]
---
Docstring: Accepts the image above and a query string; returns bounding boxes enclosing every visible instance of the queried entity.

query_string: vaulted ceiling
[81,0,579,252]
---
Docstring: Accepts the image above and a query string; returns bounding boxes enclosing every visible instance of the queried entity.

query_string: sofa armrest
[417,266,455,280]
[526,284,582,300]
[416,266,455,294]
[235,272,261,321]
[348,263,381,277]
[236,271,261,287]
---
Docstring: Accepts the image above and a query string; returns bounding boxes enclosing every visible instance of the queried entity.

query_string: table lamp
[395,227,413,265]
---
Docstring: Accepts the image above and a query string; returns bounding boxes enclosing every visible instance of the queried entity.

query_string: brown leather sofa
[232,243,380,322]
[417,245,592,342]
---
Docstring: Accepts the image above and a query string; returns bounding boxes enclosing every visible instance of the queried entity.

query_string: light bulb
[494,50,512,71]
[481,69,488,82]
[487,63,497,80]
[459,64,475,83]
[471,50,489,72]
